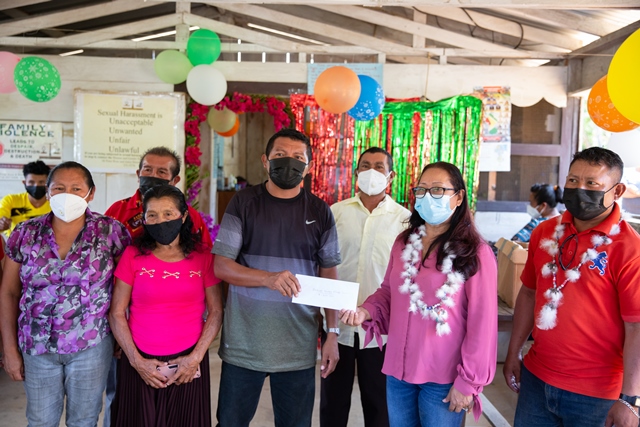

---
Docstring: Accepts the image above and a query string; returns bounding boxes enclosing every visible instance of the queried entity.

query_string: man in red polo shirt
[102,146,212,427]
[504,147,640,427]
[105,146,212,246]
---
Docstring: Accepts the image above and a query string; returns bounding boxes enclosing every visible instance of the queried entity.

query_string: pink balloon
[0,52,20,93]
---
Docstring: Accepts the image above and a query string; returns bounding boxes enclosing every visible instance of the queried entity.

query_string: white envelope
[292,274,360,311]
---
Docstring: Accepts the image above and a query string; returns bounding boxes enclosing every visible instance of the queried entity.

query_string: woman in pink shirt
[341,162,497,427]
[109,185,223,427]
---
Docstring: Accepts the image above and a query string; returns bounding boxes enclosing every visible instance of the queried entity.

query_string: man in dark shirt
[213,129,342,427]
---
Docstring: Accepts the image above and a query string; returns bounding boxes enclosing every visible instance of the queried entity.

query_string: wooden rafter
[60,14,184,46]
[151,0,640,9]
[0,0,158,38]
[496,8,624,37]
[313,5,536,56]
[0,0,50,11]
[412,6,582,51]
[212,3,421,56]
[2,7,64,38]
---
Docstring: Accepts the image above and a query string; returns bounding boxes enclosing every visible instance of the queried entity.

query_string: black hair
[47,161,95,189]
[358,147,394,172]
[139,147,181,179]
[530,183,563,208]
[400,162,483,279]
[265,129,312,161]
[135,185,198,256]
[570,147,624,182]
[23,160,50,178]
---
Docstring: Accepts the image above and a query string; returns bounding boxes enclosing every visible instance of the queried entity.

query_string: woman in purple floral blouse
[0,161,131,427]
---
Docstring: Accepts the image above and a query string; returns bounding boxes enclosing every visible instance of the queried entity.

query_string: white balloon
[186,65,227,106]
[608,129,640,168]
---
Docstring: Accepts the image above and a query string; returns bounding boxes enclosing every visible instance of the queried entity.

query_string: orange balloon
[314,66,361,114]
[588,75,639,133]
[217,116,239,137]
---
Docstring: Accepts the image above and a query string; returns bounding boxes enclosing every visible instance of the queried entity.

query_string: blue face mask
[415,194,456,225]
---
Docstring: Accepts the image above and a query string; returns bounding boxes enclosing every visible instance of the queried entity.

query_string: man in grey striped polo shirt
[213,128,342,427]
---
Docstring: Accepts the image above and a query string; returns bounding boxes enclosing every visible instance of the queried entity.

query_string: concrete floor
[0,340,517,427]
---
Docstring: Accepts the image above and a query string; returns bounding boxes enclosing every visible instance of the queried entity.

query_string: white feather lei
[399,225,465,336]
[537,220,619,330]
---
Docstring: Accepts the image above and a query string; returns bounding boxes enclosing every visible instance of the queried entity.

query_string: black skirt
[110,345,212,427]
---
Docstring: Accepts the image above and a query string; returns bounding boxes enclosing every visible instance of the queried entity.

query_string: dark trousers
[320,334,389,427]
[216,361,315,427]
[514,364,621,427]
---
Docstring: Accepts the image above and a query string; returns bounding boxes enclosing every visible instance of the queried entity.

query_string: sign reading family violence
[74,91,185,173]
[0,120,62,180]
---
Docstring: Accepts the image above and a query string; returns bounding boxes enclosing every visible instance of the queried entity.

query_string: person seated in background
[512,183,563,243]
[0,160,51,238]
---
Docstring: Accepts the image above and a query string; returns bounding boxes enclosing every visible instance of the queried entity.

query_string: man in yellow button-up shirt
[320,147,410,427]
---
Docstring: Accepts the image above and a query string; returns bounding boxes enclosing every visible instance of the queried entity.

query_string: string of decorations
[213,92,292,133]
[290,94,482,210]
[357,97,483,210]
[185,94,293,208]
[290,94,356,203]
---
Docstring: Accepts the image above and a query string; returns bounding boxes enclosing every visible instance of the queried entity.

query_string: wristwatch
[327,327,340,336]
[620,394,640,408]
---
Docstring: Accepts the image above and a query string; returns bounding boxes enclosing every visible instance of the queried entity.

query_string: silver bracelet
[618,398,640,419]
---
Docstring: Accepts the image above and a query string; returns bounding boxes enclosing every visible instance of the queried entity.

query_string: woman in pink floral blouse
[0,161,131,427]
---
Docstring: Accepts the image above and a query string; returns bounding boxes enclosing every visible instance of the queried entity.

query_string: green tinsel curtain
[353,95,483,211]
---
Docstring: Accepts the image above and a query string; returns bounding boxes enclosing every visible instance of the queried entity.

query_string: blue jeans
[514,364,616,427]
[216,361,315,427]
[386,375,464,427]
[22,335,113,427]
[102,356,117,427]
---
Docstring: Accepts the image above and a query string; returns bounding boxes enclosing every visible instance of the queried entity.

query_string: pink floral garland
[184,102,208,208]
[213,92,292,132]
[184,93,292,208]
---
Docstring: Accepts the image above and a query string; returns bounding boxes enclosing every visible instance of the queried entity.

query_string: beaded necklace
[399,225,465,336]
[537,219,620,330]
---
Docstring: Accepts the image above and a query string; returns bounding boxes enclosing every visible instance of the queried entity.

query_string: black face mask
[139,176,171,197]
[25,185,47,200]
[268,157,307,190]
[563,186,617,221]
[144,217,183,245]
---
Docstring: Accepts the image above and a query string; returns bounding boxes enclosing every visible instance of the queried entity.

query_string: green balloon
[13,57,61,102]
[187,29,221,66]
[154,50,193,84]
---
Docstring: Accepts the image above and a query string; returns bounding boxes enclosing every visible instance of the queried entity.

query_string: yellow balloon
[207,107,237,133]
[608,29,640,124]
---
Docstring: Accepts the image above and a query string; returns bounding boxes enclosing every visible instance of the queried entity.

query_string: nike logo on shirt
[305,220,316,225]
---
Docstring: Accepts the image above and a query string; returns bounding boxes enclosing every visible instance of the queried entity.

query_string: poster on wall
[74,90,185,174]
[308,63,383,94]
[473,86,512,172]
[0,121,63,181]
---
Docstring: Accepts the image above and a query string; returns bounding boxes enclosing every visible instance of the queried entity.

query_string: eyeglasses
[557,233,578,271]
[412,186,456,199]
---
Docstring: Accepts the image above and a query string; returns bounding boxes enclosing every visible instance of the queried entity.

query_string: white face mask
[49,191,91,223]
[527,204,541,220]
[357,169,389,196]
